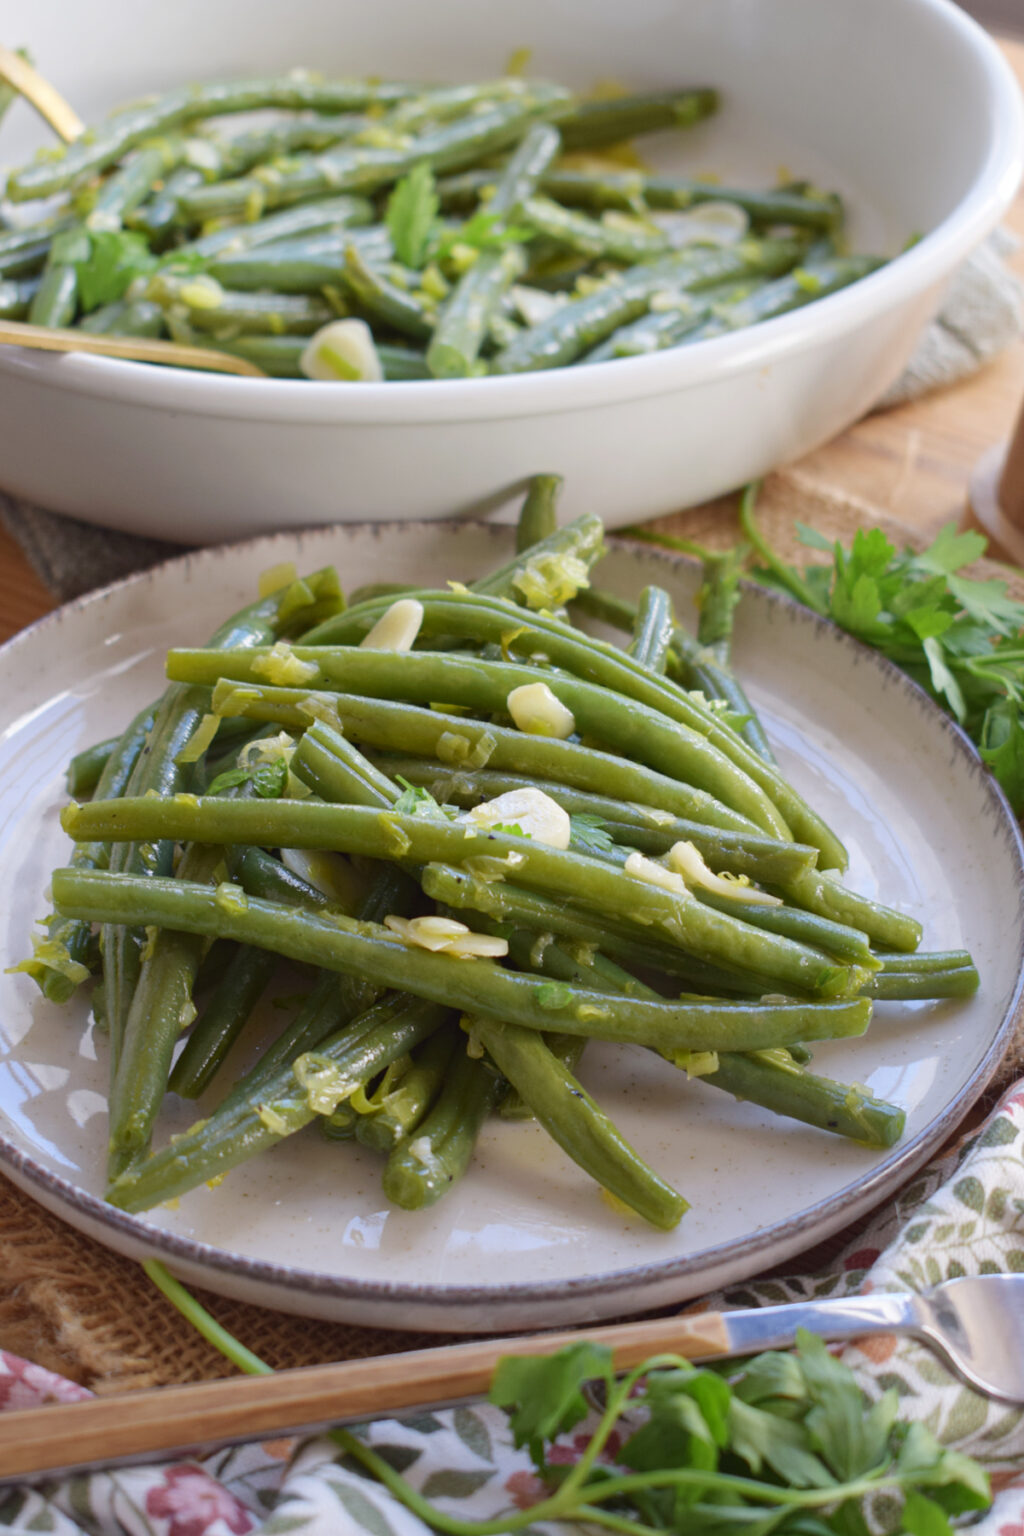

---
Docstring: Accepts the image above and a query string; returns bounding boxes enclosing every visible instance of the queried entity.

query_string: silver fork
[1,1274,1021,1485]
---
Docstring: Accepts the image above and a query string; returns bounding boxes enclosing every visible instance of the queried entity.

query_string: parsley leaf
[74,229,158,310]
[206,758,288,799]
[385,163,440,269]
[392,776,455,819]
[489,1342,614,1466]
[432,210,533,265]
[569,812,616,855]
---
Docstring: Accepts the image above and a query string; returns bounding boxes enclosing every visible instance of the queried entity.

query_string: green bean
[864,965,979,1001]
[194,113,371,181]
[0,276,40,319]
[427,123,560,377]
[299,589,847,866]
[354,1022,459,1152]
[552,88,718,151]
[210,333,431,381]
[368,759,817,883]
[16,702,156,1004]
[100,567,344,1064]
[291,719,398,809]
[148,272,334,335]
[490,901,903,1148]
[179,96,564,222]
[699,1050,905,1147]
[516,473,562,553]
[540,169,842,230]
[59,803,865,998]
[575,581,778,766]
[381,1045,505,1211]
[467,1016,687,1228]
[169,643,790,835]
[106,992,449,1211]
[875,948,975,973]
[86,140,185,234]
[168,943,278,1099]
[426,242,524,375]
[492,237,805,373]
[584,284,747,362]
[66,737,118,797]
[58,867,876,1038]
[377,344,431,380]
[179,333,307,377]
[210,680,774,835]
[106,831,227,1178]
[522,195,668,264]
[683,254,884,343]
[423,863,785,998]
[692,887,875,966]
[126,165,205,243]
[28,261,79,327]
[187,195,376,261]
[779,866,922,955]
[79,298,165,337]
[464,510,606,606]
[0,235,53,280]
[7,75,418,202]
[201,228,363,293]
[340,245,435,342]
[628,586,675,672]
[234,846,332,910]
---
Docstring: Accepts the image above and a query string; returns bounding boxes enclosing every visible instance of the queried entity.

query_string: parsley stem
[142,1259,273,1376]
[738,482,828,617]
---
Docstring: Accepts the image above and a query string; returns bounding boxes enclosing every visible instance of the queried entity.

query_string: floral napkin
[3,1078,1024,1536]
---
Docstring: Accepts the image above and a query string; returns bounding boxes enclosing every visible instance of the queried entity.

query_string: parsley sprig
[385,163,532,271]
[335,1333,989,1536]
[734,486,1024,813]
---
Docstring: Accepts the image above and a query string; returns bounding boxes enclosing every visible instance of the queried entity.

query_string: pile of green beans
[0,62,886,380]
[28,475,977,1230]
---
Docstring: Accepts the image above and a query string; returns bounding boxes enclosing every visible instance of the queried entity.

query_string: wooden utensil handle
[0,318,266,378]
[0,1309,730,1483]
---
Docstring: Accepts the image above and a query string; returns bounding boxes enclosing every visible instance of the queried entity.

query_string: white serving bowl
[0,0,1020,544]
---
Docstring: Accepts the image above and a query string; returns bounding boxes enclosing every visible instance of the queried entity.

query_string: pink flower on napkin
[0,1352,91,1412]
[145,1463,254,1536]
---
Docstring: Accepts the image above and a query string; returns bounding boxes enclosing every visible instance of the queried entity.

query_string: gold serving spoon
[0,43,83,142]
[0,317,268,376]
[0,51,266,376]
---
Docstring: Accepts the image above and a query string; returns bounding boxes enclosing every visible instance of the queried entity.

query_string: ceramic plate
[2,523,1022,1332]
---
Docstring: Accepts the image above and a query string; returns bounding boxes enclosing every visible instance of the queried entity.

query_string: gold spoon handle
[0,317,268,378]
[0,44,84,142]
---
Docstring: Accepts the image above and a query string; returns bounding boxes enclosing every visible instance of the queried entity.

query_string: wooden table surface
[2,39,1023,644]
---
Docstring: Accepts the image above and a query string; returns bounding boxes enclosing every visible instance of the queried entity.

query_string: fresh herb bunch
[335,1333,990,1536]
[144,1265,990,1536]
[649,484,1024,814]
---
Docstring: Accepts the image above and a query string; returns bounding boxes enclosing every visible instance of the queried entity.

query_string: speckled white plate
[1,523,1022,1333]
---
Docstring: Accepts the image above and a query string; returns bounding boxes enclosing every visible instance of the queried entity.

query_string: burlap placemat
[2,467,1023,1396]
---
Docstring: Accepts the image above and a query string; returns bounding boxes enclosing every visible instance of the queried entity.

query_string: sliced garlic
[650,202,749,249]
[507,681,575,739]
[300,318,384,382]
[359,597,424,652]
[668,841,782,905]
[384,914,508,958]
[463,786,571,849]
[623,851,687,895]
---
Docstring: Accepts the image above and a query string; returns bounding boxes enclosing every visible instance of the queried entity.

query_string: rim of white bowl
[0,0,1020,424]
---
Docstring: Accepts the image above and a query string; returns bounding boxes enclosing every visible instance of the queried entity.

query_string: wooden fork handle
[0,1310,730,1484]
